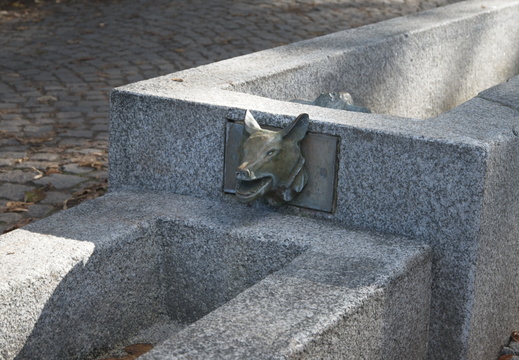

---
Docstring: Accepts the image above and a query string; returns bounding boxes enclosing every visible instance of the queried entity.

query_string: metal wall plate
[224,121,339,213]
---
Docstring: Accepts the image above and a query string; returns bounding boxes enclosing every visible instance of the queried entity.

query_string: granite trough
[1,1,519,359]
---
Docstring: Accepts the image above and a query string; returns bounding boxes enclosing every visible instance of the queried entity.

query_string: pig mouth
[236,176,273,203]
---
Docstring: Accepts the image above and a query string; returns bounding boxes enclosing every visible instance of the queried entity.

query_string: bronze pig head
[236,110,309,206]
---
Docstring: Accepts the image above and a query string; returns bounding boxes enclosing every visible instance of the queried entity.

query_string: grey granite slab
[108,2,519,358]
[0,192,431,360]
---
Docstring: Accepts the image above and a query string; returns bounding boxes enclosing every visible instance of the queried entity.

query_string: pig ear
[244,110,262,135]
[280,113,309,141]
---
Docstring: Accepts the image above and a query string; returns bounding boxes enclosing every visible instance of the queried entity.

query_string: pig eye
[266,149,277,157]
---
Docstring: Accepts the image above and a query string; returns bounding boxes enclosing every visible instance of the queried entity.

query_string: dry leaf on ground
[78,160,104,170]
[63,181,108,209]
[37,95,58,104]
[98,343,153,360]
[16,134,55,145]
[24,188,46,203]
[5,201,33,212]
[14,157,28,164]
[67,153,107,170]
[124,343,153,356]
[45,166,61,175]
[31,166,44,179]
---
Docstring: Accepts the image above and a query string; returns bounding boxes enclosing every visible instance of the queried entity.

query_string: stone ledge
[0,192,431,359]
[108,2,519,358]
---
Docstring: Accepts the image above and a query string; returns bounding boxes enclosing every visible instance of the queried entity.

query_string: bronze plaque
[224,121,339,213]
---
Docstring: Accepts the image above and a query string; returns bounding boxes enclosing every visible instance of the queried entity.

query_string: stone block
[0,192,431,360]
[108,1,519,358]
[0,194,163,359]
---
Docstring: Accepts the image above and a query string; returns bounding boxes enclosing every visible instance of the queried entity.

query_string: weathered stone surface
[0,192,431,360]
[479,75,519,111]
[108,2,519,359]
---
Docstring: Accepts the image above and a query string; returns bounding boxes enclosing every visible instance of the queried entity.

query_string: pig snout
[236,164,253,180]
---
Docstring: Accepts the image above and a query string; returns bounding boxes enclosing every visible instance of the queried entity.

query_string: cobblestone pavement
[0,0,460,233]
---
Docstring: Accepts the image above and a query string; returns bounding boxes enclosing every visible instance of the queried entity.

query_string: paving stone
[95,132,109,140]
[0,152,27,161]
[40,191,69,205]
[58,138,93,146]
[14,161,60,171]
[67,148,105,155]
[24,125,54,133]
[0,114,25,122]
[29,153,61,162]
[0,183,33,201]
[0,139,21,150]
[31,116,56,125]
[91,124,109,132]
[55,112,83,119]
[0,123,22,133]
[509,341,519,354]
[26,204,53,218]
[33,173,87,189]
[0,212,23,224]
[59,129,94,138]
[57,118,88,126]
[0,170,39,183]
[63,163,93,174]
[1,141,33,149]
[88,170,108,180]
